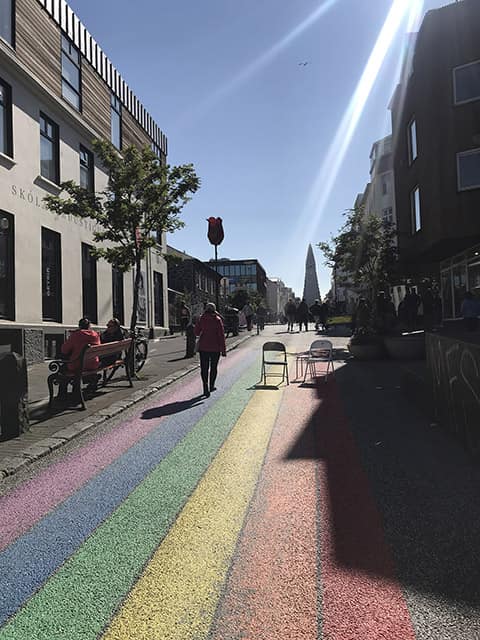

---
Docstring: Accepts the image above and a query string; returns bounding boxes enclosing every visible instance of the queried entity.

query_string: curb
[0,334,252,480]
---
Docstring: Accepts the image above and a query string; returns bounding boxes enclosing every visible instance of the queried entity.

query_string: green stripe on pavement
[0,361,261,640]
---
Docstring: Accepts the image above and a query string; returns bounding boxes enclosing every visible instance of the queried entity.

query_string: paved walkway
[1,327,478,639]
[0,330,253,477]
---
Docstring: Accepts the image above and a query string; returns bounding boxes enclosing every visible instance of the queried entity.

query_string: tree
[45,139,200,331]
[318,206,397,308]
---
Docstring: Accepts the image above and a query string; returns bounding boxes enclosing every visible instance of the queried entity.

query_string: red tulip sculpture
[207,217,224,246]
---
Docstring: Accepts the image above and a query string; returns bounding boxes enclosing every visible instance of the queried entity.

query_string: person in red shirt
[59,318,100,399]
[194,302,227,397]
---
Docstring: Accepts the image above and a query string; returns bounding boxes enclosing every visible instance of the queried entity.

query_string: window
[410,186,421,233]
[40,113,59,184]
[61,35,81,110]
[457,149,480,191]
[407,118,417,163]
[82,243,97,322]
[111,94,121,149]
[112,267,124,325]
[0,0,14,47]
[154,271,164,326]
[0,77,12,157]
[382,179,388,195]
[382,207,393,224]
[454,60,480,105]
[79,145,94,192]
[0,211,14,319]
[41,227,62,322]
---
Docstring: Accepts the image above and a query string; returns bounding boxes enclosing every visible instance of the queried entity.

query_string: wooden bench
[47,338,134,410]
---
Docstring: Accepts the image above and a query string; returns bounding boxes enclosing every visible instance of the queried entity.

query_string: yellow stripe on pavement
[101,387,283,640]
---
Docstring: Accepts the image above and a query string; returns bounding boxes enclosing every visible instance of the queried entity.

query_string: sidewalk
[0,331,251,478]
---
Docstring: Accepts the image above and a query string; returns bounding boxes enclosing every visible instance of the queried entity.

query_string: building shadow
[285,363,480,606]
[141,395,204,419]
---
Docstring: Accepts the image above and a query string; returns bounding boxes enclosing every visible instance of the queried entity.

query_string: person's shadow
[141,395,204,419]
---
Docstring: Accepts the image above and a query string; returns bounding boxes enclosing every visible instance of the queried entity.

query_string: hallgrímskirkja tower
[302,244,321,305]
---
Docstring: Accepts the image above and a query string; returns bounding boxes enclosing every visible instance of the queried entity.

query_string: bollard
[0,352,29,439]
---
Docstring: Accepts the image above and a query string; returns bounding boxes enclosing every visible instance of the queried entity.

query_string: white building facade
[0,0,169,362]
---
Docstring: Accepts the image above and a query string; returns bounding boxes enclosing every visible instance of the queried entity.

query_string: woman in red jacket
[194,302,227,397]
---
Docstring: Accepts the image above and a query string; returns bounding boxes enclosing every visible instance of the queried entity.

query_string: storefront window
[468,259,480,297]
[0,211,14,319]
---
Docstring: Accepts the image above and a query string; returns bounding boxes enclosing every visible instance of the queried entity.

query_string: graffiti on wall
[426,333,480,456]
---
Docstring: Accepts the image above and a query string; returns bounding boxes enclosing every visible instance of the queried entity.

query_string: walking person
[194,302,227,397]
[309,299,322,331]
[297,298,310,332]
[242,302,254,332]
[284,298,297,332]
[180,303,191,336]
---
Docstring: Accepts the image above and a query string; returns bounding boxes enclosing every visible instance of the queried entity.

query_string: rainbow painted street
[1,332,479,640]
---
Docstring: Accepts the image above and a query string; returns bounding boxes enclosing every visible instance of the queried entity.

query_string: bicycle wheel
[134,340,148,373]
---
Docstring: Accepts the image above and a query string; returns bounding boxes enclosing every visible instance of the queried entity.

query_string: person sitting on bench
[100,318,125,366]
[59,318,100,397]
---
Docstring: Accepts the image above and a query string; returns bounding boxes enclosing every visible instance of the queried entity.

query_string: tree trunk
[130,256,142,333]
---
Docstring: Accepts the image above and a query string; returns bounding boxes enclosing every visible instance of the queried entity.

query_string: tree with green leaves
[318,206,397,311]
[45,139,200,332]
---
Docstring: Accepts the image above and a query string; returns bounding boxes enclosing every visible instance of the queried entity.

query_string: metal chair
[261,342,289,386]
[303,339,334,383]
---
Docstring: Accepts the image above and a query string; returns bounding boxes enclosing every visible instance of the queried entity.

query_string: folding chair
[303,339,334,383]
[261,342,289,386]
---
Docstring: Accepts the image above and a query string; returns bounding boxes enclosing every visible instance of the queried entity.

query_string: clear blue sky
[68,0,450,298]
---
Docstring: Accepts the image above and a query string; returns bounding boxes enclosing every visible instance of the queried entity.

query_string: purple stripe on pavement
[0,347,247,551]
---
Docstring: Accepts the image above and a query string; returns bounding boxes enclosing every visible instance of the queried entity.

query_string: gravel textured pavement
[0,326,479,639]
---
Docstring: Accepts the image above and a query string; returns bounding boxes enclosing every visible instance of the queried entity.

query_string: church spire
[302,244,321,305]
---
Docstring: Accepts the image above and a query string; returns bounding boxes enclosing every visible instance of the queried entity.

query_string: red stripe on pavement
[212,381,320,640]
[317,379,416,640]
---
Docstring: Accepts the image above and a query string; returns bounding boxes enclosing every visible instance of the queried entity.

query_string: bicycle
[129,326,148,374]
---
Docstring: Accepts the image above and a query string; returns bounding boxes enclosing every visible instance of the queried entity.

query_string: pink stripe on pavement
[0,348,245,551]
[317,379,416,640]
[212,379,320,639]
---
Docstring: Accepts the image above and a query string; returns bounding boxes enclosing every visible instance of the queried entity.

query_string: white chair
[303,339,334,383]
[261,341,289,386]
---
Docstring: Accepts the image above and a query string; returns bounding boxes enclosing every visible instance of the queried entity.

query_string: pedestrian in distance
[284,298,297,332]
[242,302,254,332]
[180,303,191,336]
[309,299,322,331]
[194,302,227,397]
[297,298,310,332]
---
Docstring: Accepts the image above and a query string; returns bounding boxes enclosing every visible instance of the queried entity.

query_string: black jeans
[199,351,221,390]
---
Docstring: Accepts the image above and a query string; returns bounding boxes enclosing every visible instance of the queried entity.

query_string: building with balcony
[390,0,480,319]
[0,0,169,362]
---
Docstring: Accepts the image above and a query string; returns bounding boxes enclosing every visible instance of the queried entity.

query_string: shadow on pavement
[141,395,204,418]
[285,360,480,607]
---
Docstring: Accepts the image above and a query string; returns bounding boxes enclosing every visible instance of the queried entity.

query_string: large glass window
[79,145,94,192]
[112,266,124,325]
[40,113,59,184]
[111,94,121,149]
[0,78,12,157]
[454,60,480,104]
[41,227,62,322]
[408,118,417,164]
[0,0,14,47]
[457,149,480,191]
[61,35,81,110]
[82,243,97,323]
[410,186,421,233]
[453,263,467,317]
[154,271,164,326]
[0,211,14,320]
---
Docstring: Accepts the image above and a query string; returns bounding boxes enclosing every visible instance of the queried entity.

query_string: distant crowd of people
[283,298,330,332]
